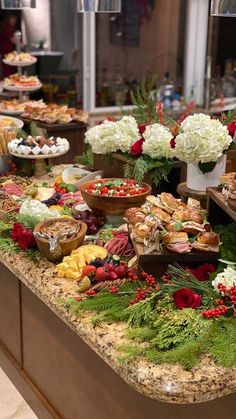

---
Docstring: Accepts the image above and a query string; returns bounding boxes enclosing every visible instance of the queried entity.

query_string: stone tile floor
[0,368,37,419]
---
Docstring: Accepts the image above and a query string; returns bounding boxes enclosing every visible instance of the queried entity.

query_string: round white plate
[0,108,23,116]
[0,115,23,129]
[10,150,68,159]
[3,83,42,92]
[3,57,37,67]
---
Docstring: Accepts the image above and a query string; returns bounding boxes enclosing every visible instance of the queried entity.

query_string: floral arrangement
[85,115,174,186]
[85,116,140,155]
[11,222,36,251]
[0,214,40,260]
[173,113,232,173]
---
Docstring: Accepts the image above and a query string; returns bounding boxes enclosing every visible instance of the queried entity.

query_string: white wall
[22,0,51,49]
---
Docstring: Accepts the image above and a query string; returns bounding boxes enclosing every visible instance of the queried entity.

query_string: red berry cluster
[129,287,152,306]
[202,305,228,319]
[110,286,119,294]
[85,289,96,296]
[161,274,170,283]
[128,269,138,281]
[141,272,156,287]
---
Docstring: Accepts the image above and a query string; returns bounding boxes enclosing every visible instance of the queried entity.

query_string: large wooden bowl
[34,218,87,262]
[80,178,152,215]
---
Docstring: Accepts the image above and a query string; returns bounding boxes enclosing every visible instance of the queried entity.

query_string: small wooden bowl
[80,178,151,215]
[34,218,87,262]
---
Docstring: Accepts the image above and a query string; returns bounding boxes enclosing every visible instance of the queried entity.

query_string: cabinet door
[0,263,21,365]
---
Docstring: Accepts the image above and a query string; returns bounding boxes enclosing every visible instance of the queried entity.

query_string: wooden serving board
[130,236,220,276]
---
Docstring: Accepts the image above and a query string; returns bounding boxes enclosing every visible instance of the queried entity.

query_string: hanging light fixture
[1,0,36,9]
[211,0,236,16]
[77,0,121,12]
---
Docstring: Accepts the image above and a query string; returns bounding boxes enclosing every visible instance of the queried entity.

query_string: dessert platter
[22,103,89,125]
[0,99,45,116]
[3,51,37,67]
[3,73,42,92]
[8,135,70,156]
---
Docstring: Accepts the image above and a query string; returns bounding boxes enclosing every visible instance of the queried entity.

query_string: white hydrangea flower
[85,120,120,154]
[212,267,236,294]
[175,113,232,164]
[85,116,140,154]
[142,123,175,159]
[115,116,141,153]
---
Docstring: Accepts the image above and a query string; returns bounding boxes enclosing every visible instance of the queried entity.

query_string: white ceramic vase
[186,154,226,192]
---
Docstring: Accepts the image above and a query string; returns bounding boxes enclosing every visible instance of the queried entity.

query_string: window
[83,0,187,112]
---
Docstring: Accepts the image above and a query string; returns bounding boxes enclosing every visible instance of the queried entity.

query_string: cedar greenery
[131,79,158,125]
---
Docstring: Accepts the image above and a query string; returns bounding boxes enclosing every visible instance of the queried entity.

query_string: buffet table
[0,251,236,419]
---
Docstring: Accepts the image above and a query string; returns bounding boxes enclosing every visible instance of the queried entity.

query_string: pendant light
[211,0,236,16]
[77,0,121,12]
[1,0,36,9]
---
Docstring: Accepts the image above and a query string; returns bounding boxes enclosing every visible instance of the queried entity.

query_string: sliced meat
[166,242,192,254]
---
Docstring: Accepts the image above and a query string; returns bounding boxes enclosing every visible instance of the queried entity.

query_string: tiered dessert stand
[2,31,41,102]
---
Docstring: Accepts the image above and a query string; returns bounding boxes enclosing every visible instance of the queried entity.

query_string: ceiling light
[211,0,236,16]
[77,0,121,13]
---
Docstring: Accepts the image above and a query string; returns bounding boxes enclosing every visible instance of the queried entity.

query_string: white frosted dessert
[8,135,69,156]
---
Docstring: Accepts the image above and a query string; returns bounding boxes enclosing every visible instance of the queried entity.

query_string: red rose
[170,137,176,149]
[11,223,23,242]
[130,138,144,157]
[18,229,36,251]
[227,121,236,138]
[173,288,202,310]
[188,263,216,282]
[138,124,147,135]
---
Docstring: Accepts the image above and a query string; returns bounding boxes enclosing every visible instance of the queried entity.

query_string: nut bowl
[34,217,87,262]
[80,178,152,216]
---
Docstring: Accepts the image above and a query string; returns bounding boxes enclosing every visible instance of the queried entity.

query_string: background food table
[0,252,235,419]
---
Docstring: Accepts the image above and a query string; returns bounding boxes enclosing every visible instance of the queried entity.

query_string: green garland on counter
[63,223,236,370]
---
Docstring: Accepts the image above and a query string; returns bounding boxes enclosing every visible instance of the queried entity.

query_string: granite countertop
[1,251,236,405]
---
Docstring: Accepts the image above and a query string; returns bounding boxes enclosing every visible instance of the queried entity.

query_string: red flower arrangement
[227,121,236,138]
[12,223,36,251]
[130,124,147,157]
[187,263,216,282]
[173,288,202,310]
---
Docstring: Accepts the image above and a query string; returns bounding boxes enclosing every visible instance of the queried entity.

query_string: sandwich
[159,192,180,211]
[162,232,192,253]
[229,180,236,200]
[193,232,220,253]
[220,172,236,187]
[172,209,203,224]
[132,223,152,243]
[150,206,171,223]
[165,220,207,235]
[124,207,146,225]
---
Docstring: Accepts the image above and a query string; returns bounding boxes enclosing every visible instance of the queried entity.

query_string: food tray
[3,83,42,92]
[2,58,37,67]
[130,236,220,276]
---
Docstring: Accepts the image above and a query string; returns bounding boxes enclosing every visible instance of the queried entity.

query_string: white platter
[0,115,23,129]
[3,83,42,92]
[10,150,68,159]
[3,57,37,67]
[0,108,23,116]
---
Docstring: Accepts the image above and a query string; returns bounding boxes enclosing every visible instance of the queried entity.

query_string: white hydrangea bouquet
[174,113,232,174]
[85,115,175,186]
[170,112,234,191]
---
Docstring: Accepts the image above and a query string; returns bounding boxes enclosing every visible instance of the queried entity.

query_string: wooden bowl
[80,178,152,215]
[34,218,87,262]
